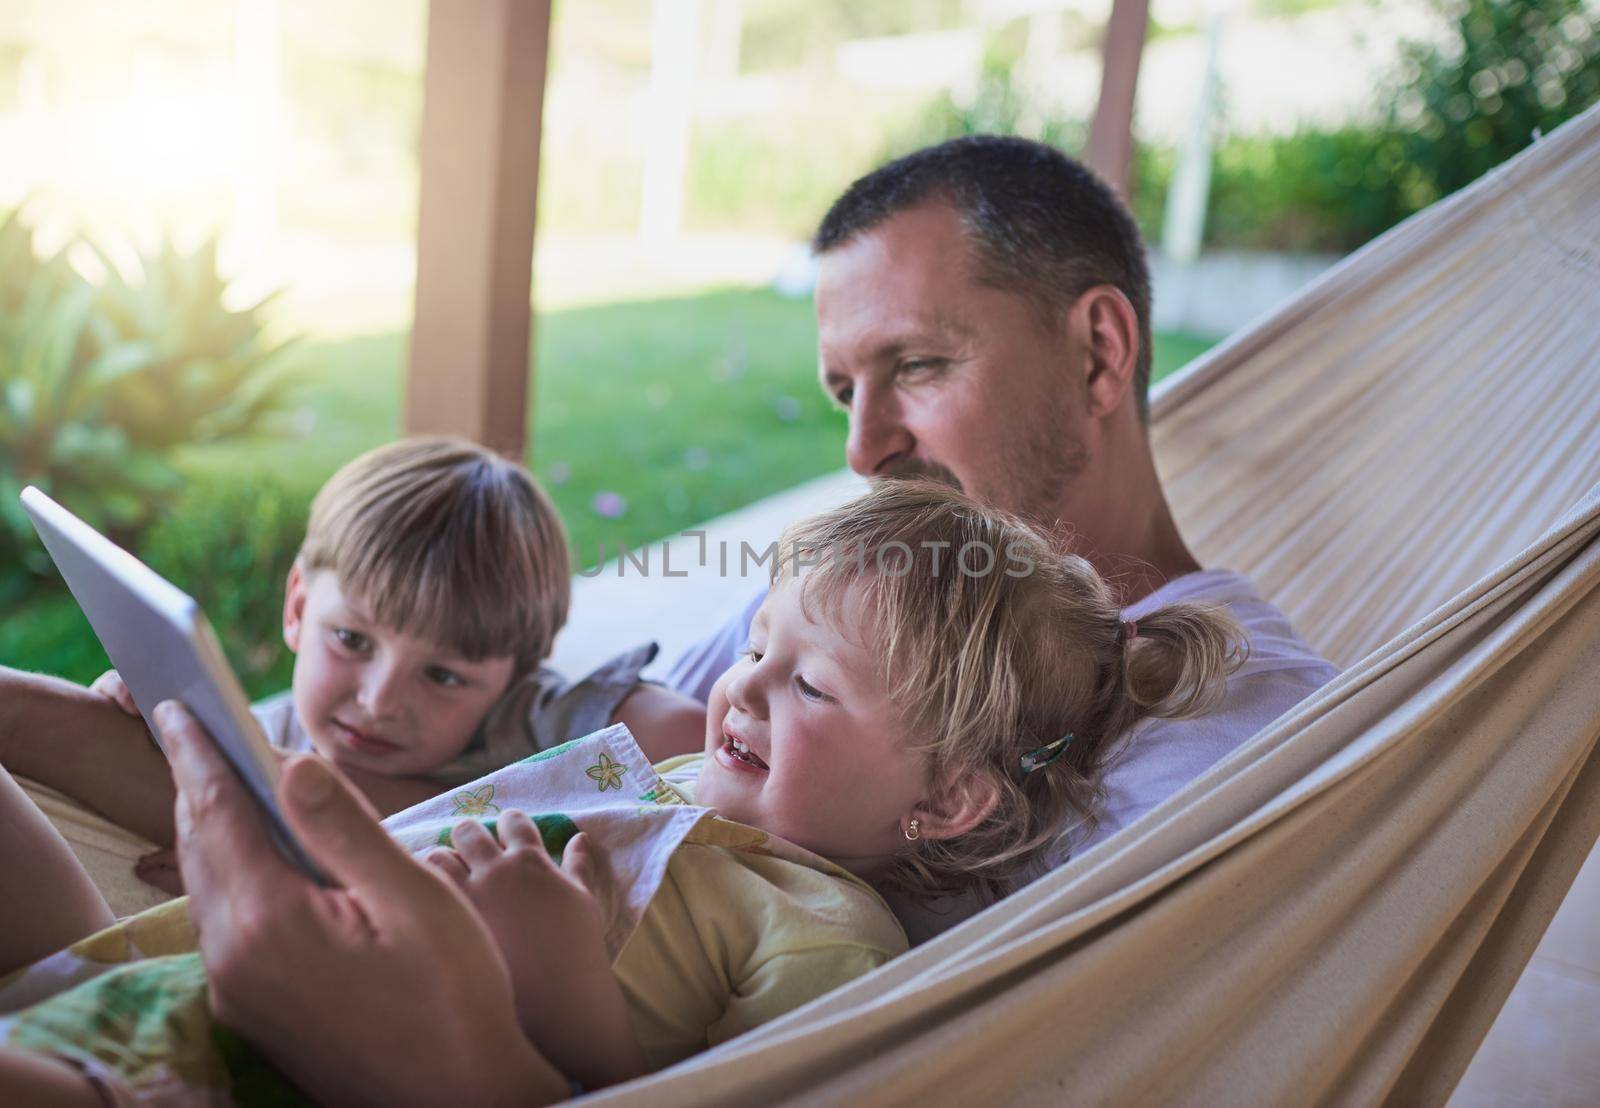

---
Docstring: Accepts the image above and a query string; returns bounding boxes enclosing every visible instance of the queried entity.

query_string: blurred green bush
[139,477,307,695]
[0,210,293,601]
[0,476,308,695]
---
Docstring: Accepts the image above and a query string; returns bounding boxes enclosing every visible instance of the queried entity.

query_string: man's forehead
[816,305,976,370]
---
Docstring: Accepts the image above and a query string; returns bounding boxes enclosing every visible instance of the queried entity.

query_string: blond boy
[0,437,704,867]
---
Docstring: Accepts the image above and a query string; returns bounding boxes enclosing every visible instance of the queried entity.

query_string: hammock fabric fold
[585,103,1600,1105]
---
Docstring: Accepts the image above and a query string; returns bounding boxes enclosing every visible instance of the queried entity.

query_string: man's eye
[333,628,370,652]
[898,357,943,377]
[833,386,853,408]
[426,666,466,688]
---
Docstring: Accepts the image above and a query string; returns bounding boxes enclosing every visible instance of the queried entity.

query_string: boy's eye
[742,647,763,663]
[333,628,370,652]
[425,666,467,689]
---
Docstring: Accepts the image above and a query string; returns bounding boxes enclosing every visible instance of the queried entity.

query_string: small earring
[903,818,920,842]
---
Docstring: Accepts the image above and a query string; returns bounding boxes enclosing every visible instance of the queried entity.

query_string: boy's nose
[357,664,406,721]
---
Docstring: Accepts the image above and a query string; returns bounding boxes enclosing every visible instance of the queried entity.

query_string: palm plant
[0,209,292,597]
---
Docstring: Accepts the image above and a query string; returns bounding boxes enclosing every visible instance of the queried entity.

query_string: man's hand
[157,701,568,1108]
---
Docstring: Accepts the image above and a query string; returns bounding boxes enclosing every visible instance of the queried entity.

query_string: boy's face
[695,576,928,875]
[282,565,517,777]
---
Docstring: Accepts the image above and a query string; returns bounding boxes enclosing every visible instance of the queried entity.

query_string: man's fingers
[276,755,423,897]
[158,700,291,909]
[450,819,504,867]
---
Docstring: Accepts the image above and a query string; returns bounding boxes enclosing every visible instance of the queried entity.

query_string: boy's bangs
[337,543,546,664]
[301,438,571,670]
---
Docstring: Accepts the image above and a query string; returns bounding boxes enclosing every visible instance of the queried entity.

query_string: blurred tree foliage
[888,1,1597,255]
[1389,0,1600,201]
[0,210,292,601]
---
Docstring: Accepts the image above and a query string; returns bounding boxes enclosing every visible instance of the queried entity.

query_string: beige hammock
[22,103,1600,1106]
[581,103,1600,1104]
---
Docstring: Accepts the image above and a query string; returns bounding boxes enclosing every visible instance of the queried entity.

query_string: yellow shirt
[617,755,908,1068]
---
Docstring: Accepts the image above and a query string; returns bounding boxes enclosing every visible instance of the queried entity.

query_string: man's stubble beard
[876,425,1087,537]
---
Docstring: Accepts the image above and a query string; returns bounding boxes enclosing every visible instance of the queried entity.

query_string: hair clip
[1020,732,1075,775]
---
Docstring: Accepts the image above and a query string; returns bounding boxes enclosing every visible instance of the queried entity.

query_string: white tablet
[21,486,329,885]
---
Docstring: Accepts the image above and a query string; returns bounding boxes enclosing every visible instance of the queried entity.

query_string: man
[668,136,1336,936]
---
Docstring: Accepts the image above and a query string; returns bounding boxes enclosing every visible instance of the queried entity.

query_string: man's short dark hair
[813,135,1155,422]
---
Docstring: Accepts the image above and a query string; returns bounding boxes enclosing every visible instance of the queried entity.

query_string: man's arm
[0,667,176,846]
[160,702,570,1108]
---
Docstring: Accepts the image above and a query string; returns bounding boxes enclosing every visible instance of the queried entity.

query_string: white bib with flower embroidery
[382,723,712,960]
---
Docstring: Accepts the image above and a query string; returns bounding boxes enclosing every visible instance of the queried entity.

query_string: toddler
[0,481,1245,1102]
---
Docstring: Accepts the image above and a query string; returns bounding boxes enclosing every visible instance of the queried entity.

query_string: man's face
[815,201,1089,528]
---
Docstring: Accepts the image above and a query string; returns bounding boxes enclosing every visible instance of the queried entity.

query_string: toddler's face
[695,575,927,875]
[283,566,516,777]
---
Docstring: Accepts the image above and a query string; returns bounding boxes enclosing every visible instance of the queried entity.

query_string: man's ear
[1068,284,1139,420]
[913,772,1001,843]
[282,560,308,653]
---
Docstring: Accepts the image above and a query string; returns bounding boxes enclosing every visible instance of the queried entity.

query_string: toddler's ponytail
[773,480,1250,901]
[1121,602,1247,722]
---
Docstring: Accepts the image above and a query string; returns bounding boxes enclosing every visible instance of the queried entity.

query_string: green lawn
[1,287,1217,695]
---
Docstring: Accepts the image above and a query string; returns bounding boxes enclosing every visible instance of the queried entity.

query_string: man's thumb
[278,756,418,892]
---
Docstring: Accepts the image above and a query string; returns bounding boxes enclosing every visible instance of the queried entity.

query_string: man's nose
[844,383,915,478]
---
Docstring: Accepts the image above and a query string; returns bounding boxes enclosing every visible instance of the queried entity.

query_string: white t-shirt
[1067,568,1339,858]
[663,569,1339,943]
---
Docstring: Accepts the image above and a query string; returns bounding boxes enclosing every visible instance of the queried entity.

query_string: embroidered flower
[451,785,500,817]
[586,753,625,792]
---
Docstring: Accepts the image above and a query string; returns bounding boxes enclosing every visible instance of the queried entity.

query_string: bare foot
[134,848,185,896]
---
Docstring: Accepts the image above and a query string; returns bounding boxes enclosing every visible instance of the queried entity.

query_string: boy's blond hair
[299,437,569,673]
[776,481,1246,900]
